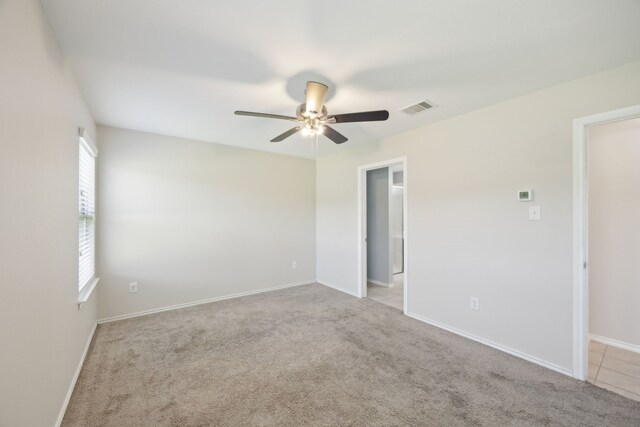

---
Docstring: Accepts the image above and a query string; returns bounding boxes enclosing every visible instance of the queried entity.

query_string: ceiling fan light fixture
[234,80,388,144]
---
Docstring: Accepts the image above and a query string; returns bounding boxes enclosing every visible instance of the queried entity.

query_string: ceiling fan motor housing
[305,81,329,117]
[296,103,328,120]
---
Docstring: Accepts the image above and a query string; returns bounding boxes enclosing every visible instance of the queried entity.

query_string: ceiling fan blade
[323,125,348,144]
[305,81,328,117]
[270,127,301,142]
[235,111,297,121]
[329,110,389,123]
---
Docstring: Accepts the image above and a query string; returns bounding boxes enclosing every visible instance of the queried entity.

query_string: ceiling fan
[234,81,389,144]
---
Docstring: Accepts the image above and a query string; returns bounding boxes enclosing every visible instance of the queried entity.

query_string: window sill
[78,277,100,308]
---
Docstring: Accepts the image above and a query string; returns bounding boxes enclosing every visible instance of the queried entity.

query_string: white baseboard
[56,321,97,427]
[98,280,315,324]
[405,311,573,378]
[368,279,393,288]
[590,334,640,354]
[317,280,360,298]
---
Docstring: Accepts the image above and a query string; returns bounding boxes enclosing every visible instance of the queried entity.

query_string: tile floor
[589,340,640,402]
[367,273,404,309]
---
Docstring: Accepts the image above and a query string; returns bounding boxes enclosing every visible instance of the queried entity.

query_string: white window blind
[79,130,97,292]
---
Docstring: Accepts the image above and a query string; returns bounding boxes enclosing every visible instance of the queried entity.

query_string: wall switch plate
[292,261,298,270]
[529,206,541,220]
[470,296,479,310]
[129,281,138,293]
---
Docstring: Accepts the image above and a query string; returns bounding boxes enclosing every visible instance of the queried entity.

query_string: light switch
[529,206,541,220]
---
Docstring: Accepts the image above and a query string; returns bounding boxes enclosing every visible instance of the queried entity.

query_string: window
[79,128,98,295]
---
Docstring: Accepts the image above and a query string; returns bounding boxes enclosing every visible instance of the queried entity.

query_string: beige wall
[588,117,640,347]
[0,1,98,426]
[97,126,316,320]
[316,60,640,372]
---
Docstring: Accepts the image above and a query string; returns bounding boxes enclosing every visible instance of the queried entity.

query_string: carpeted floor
[63,284,640,426]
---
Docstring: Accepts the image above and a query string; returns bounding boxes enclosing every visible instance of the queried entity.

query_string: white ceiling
[42,0,640,159]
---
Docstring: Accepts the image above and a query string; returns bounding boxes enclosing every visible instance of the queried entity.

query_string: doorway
[584,117,640,400]
[573,105,640,393]
[358,157,408,313]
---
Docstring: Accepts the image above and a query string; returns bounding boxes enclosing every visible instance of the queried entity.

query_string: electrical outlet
[129,281,138,293]
[292,261,298,270]
[470,296,479,310]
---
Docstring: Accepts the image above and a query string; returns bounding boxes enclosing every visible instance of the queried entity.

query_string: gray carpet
[63,284,640,426]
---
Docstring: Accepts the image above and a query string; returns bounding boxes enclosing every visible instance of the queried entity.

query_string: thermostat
[518,190,533,201]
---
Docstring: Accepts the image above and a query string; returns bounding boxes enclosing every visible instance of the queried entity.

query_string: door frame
[357,157,408,314]
[572,104,640,380]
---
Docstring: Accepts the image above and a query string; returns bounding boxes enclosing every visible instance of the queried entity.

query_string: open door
[391,168,404,275]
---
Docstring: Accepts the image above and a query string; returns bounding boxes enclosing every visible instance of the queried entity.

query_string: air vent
[400,100,436,115]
